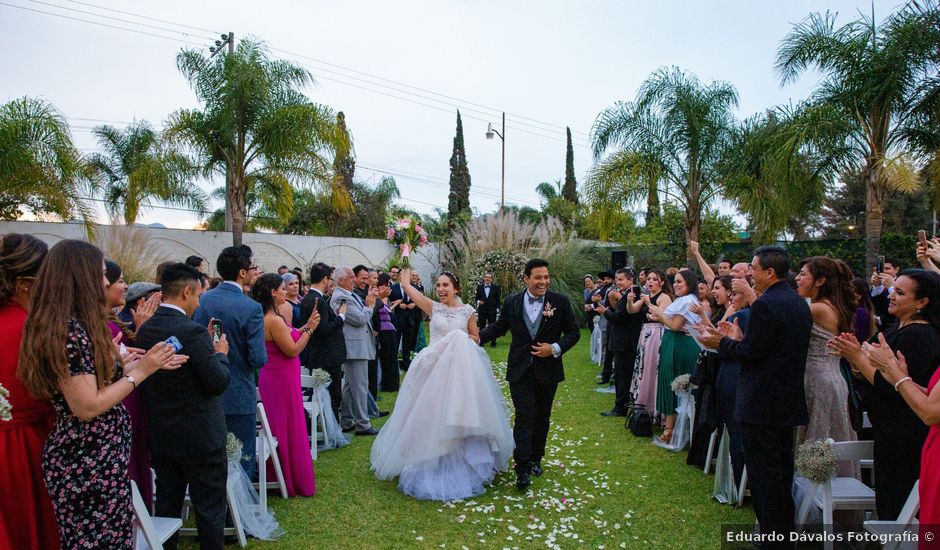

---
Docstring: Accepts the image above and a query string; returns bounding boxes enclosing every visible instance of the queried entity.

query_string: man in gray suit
[331,265,379,436]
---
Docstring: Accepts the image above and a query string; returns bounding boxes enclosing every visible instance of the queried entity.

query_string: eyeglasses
[248,265,260,271]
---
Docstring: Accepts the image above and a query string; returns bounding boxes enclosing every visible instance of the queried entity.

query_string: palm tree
[0,96,93,223]
[587,67,738,262]
[167,39,348,245]
[776,4,940,269]
[87,122,206,224]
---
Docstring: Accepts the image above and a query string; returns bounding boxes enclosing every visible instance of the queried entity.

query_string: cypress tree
[447,110,471,225]
[563,127,578,204]
[332,111,355,190]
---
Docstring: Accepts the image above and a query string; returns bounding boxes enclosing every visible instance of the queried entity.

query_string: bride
[370,267,514,501]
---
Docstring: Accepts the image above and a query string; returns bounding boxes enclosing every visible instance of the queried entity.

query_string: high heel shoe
[660,428,673,444]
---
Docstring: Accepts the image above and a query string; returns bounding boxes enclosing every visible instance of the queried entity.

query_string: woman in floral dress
[18,240,183,549]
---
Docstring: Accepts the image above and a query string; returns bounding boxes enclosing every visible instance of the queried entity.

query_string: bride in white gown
[370,267,514,501]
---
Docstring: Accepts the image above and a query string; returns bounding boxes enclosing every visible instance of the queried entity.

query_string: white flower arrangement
[670,374,696,393]
[226,432,244,462]
[795,440,839,484]
[311,368,332,388]
[0,383,11,421]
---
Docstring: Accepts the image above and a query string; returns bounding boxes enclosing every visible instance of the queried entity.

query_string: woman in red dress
[0,233,57,550]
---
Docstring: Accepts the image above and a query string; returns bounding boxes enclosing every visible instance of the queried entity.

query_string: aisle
[192,329,752,549]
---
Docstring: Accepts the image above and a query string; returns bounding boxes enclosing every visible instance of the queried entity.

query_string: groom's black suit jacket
[479,290,581,384]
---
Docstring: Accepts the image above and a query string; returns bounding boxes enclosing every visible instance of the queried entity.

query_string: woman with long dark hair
[18,240,183,548]
[794,257,858,448]
[0,234,56,550]
[252,272,320,496]
[830,269,940,520]
[629,269,673,419]
[645,269,702,444]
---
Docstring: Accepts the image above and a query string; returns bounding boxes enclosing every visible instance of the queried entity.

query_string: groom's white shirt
[524,290,562,358]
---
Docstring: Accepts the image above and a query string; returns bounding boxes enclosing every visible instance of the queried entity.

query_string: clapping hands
[862,333,909,384]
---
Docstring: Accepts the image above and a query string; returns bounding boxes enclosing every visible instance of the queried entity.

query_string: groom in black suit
[478,259,581,490]
[697,245,811,548]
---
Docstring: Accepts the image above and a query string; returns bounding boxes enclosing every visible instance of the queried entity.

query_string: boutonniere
[542,301,556,318]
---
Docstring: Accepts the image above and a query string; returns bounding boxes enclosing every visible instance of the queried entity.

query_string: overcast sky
[1,0,901,229]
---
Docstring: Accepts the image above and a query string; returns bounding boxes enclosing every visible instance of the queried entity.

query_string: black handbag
[627,404,653,437]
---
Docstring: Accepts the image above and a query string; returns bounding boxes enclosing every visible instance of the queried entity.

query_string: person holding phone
[375,272,403,392]
[299,263,347,422]
[870,257,901,329]
[595,268,646,417]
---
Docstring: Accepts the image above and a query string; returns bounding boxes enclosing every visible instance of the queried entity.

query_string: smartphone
[876,255,885,274]
[209,319,222,343]
[165,335,183,352]
[919,230,928,247]
[632,285,642,297]
[313,297,320,310]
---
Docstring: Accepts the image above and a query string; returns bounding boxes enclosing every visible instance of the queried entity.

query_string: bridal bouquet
[0,383,10,421]
[386,215,428,269]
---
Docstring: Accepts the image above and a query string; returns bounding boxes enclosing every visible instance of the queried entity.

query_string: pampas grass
[91,221,171,283]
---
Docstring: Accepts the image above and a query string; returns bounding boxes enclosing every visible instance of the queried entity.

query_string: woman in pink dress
[251,273,321,497]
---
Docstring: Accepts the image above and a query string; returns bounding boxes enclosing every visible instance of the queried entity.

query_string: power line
[6,0,593,141]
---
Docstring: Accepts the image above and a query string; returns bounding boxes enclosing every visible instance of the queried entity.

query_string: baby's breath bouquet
[311,368,332,388]
[0,383,11,421]
[671,374,695,393]
[226,432,244,462]
[795,440,838,484]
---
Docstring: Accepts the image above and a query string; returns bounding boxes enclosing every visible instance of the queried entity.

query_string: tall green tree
[0,97,93,223]
[168,39,347,245]
[776,4,940,269]
[587,67,738,263]
[563,127,578,203]
[87,122,205,224]
[447,110,471,227]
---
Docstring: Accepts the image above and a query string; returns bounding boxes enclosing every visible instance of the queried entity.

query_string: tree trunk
[684,203,701,268]
[645,178,660,226]
[864,162,885,273]
[230,174,244,247]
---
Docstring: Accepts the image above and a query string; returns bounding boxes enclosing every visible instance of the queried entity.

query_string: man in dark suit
[136,263,230,550]
[869,257,900,328]
[399,269,424,370]
[479,259,581,491]
[595,268,645,417]
[591,271,615,384]
[697,246,811,548]
[194,245,267,478]
[475,272,501,348]
[299,262,347,420]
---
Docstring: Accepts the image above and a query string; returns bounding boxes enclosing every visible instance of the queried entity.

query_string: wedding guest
[592,271,615,384]
[714,279,749,488]
[117,281,161,327]
[697,246,812,548]
[645,269,702,443]
[475,272,501,347]
[630,269,673,418]
[864,329,940,542]
[104,260,159,514]
[870,258,901,328]
[185,255,207,273]
[278,272,302,327]
[291,267,306,298]
[300,263,347,419]
[413,271,429,354]
[332,266,379,435]
[851,277,876,343]
[352,265,379,397]
[400,269,423,370]
[717,260,732,277]
[252,273,319,496]
[277,265,289,275]
[194,245,267,477]
[155,260,175,285]
[136,263,230,550]
[388,265,410,370]
[375,273,401,392]
[830,269,940,520]
[0,234,57,550]
[596,268,645,417]
[794,257,858,452]
[19,240,182,549]
[583,275,597,329]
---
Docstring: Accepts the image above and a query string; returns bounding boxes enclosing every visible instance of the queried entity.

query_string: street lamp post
[486,112,505,209]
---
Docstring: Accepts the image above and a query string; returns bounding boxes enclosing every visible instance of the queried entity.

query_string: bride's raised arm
[400,267,434,318]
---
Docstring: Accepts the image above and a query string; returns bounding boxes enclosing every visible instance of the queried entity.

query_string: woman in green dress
[643,269,702,444]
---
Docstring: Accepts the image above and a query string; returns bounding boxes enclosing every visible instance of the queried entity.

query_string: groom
[479,259,580,490]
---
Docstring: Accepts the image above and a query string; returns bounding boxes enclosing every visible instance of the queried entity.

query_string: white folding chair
[864,480,920,550]
[255,402,288,511]
[736,466,748,507]
[796,438,877,550]
[132,481,182,550]
[703,428,719,474]
[300,374,326,460]
[687,397,696,443]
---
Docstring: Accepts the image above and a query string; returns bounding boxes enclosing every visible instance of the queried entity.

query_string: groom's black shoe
[515,468,531,491]
[355,427,380,436]
[530,461,542,477]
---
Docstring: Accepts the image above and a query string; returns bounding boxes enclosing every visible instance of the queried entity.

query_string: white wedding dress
[370,299,514,501]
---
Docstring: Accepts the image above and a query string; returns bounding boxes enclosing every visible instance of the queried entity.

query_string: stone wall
[0,221,441,279]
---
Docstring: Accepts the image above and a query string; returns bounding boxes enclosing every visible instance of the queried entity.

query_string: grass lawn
[187,328,754,549]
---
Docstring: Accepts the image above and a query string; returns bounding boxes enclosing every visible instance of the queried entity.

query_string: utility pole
[485,112,506,210]
[210,32,235,232]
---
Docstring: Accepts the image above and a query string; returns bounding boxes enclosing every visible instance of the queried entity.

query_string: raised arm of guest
[690,241,716,286]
